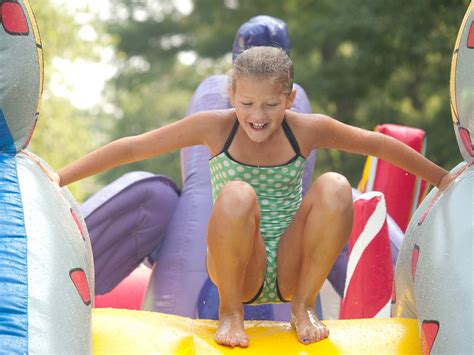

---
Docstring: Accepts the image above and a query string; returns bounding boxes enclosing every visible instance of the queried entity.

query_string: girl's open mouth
[250,122,268,129]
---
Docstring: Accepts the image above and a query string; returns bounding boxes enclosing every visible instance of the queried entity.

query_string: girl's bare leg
[277,172,353,344]
[206,181,267,348]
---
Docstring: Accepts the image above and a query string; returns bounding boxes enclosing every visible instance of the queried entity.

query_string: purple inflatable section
[80,171,180,295]
[232,15,291,61]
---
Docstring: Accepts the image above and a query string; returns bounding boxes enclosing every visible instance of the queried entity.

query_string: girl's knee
[310,172,353,214]
[214,181,258,217]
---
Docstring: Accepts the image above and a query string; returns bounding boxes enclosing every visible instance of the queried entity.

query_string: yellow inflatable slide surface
[93,309,421,354]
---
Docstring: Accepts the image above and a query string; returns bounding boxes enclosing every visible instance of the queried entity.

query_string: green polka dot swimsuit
[209,119,306,304]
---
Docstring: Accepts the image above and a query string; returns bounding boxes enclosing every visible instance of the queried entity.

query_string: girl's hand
[22,150,61,187]
[437,172,457,192]
[44,168,61,187]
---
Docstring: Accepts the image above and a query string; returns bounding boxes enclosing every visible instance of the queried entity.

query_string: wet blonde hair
[228,46,294,95]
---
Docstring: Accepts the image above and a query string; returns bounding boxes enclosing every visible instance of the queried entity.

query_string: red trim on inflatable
[70,208,85,241]
[411,245,419,281]
[70,268,91,305]
[459,127,473,156]
[421,320,439,355]
[468,21,474,48]
[418,192,440,226]
[1,1,29,35]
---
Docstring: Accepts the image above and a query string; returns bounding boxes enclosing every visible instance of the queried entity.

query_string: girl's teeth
[252,123,266,129]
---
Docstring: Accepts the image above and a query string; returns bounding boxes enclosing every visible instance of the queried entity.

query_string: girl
[47,46,453,348]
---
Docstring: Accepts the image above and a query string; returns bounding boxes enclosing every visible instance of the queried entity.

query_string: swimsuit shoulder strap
[282,118,301,156]
[221,119,239,153]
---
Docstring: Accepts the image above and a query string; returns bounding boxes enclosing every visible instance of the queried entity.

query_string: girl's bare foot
[215,312,249,348]
[290,304,329,344]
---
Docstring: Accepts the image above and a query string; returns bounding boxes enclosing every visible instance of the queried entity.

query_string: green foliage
[100,75,195,185]
[104,0,468,187]
[28,1,109,201]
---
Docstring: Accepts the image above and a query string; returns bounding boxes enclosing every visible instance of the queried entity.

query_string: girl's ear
[286,89,297,109]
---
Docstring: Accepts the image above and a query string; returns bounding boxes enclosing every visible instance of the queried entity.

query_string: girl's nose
[250,107,266,120]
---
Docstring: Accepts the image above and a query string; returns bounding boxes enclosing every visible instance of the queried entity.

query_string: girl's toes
[229,336,238,347]
[318,323,329,339]
[309,328,320,342]
[215,334,224,346]
[239,336,249,347]
[299,330,311,344]
[322,326,330,338]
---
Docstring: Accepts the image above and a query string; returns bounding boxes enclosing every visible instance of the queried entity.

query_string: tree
[29,1,111,201]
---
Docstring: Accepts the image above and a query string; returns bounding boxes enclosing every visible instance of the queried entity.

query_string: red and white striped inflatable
[340,192,393,319]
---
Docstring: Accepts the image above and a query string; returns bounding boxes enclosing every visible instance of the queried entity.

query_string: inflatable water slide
[1,3,472,354]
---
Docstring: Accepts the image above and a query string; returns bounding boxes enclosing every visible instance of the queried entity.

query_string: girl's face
[230,76,296,144]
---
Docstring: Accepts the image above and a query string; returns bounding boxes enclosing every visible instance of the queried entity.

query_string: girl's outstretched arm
[312,115,451,189]
[58,111,217,186]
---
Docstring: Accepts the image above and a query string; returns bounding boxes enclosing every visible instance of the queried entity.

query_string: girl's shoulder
[191,108,234,122]
[197,109,236,136]
[190,109,236,153]
[285,111,332,153]
[286,111,329,126]
[185,109,235,132]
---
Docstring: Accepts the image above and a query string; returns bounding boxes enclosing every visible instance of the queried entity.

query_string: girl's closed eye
[241,102,252,106]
